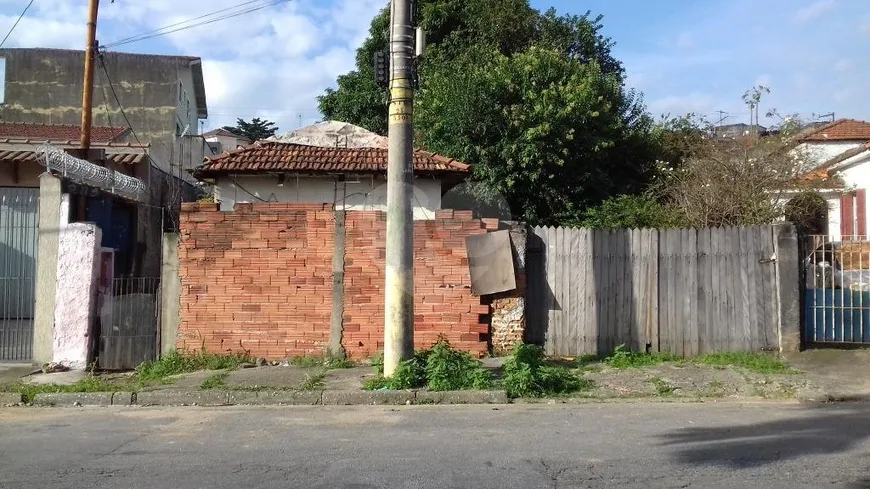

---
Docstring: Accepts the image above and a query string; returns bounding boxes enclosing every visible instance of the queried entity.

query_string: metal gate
[97,277,160,370]
[802,235,870,344]
[0,188,38,361]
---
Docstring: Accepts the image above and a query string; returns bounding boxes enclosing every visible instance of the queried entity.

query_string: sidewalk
[2,351,854,407]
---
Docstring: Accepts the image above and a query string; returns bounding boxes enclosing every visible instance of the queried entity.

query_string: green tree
[318,1,657,225]
[222,117,279,142]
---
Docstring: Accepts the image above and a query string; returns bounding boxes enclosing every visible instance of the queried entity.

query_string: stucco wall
[214,175,444,220]
[799,141,864,166]
[53,222,101,369]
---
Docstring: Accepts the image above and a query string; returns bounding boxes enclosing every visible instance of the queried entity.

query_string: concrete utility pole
[383,0,416,377]
[80,0,100,150]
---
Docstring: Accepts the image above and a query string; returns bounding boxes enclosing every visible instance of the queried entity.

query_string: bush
[604,344,678,369]
[502,344,590,398]
[362,339,492,391]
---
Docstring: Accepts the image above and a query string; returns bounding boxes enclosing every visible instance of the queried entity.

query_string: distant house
[192,123,470,220]
[202,128,251,156]
[792,119,870,239]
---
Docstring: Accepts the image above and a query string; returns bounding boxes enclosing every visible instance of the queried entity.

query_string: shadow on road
[658,405,870,487]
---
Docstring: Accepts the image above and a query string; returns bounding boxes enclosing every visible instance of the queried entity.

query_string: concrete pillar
[160,233,181,356]
[53,223,102,369]
[776,223,801,354]
[32,174,63,364]
[329,205,347,358]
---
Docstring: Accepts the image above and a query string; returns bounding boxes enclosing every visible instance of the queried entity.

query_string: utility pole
[383,0,416,377]
[80,0,100,150]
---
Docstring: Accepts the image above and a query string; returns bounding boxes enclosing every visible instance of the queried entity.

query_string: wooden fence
[525,226,783,357]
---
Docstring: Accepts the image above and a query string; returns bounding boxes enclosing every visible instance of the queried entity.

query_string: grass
[137,350,253,383]
[289,354,356,369]
[649,377,677,396]
[11,376,124,404]
[695,352,795,374]
[604,345,679,369]
[298,371,327,391]
[199,371,229,390]
[362,339,493,391]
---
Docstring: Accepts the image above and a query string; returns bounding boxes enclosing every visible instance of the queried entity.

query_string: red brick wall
[342,209,492,358]
[177,203,493,360]
[177,202,335,358]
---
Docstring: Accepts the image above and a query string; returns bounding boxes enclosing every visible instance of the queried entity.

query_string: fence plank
[749,227,764,350]
[567,228,581,356]
[739,227,753,351]
[683,228,699,357]
[541,227,556,356]
[557,226,571,357]
[583,228,596,355]
[760,227,777,349]
[696,228,712,354]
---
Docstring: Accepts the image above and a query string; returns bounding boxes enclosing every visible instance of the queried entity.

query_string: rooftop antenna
[816,112,835,123]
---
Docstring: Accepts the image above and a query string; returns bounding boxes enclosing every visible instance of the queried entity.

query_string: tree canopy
[222,117,279,142]
[318,1,661,225]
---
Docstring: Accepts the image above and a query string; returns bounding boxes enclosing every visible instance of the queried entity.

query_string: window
[0,58,6,104]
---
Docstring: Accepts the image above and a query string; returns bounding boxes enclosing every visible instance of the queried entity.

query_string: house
[193,122,470,220]
[0,48,208,187]
[791,119,870,240]
[203,128,251,155]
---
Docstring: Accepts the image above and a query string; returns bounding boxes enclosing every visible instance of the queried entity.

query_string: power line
[0,0,35,49]
[103,0,293,49]
[97,50,144,147]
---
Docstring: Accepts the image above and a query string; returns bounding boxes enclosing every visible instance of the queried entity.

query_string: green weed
[695,352,795,374]
[502,344,592,398]
[604,345,679,369]
[362,339,493,391]
[650,377,676,396]
[11,376,122,404]
[298,371,327,391]
[362,375,390,390]
[199,371,229,390]
[136,350,252,383]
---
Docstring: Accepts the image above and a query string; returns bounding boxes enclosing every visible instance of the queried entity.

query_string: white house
[192,123,470,220]
[202,128,251,156]
[794,119,870,240]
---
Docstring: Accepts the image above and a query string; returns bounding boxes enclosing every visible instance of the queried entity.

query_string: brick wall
[177,203,495,360]
[178,202,335,358]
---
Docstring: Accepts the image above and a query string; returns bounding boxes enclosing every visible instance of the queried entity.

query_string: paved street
[2,402,870,488]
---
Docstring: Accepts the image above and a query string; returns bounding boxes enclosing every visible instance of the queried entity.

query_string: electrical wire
[0,0,34,49]
[98,50,144,147]
[103,0,292,49]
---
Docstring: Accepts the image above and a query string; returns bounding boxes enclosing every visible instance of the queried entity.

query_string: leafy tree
[318,1,658,225]
[222,117,279,142]
[575,193,685,229]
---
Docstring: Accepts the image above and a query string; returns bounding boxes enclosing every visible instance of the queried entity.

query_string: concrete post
[776,223,801,354]
[53,223,102,369]
[160,233,181,356]
[32,174,63,365]
[329,206,347,358]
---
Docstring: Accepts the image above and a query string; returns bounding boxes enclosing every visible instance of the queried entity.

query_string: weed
[136,350,252,383]
[199,371,229,390]
[604,345,678,369]
[371,352,385,375]
[502,344,591,398]
[424,340,493,391]
[650,377,676,396]
[695,352,795,374]
[324,354,356,369]
[362,375,390,390]
[289,356,324,368]
[11,375,122,404]
[298,371,327,391]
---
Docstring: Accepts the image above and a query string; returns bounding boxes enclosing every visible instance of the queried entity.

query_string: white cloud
[755,74,772,87]
[793,0,838,25]
[833,59,854,72]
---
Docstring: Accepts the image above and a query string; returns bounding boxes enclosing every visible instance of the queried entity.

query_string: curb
[0,392,22,405]
[797,392,870,404]
[22,389,511,407]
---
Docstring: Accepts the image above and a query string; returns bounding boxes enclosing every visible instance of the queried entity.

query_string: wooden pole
[80,0,100,151]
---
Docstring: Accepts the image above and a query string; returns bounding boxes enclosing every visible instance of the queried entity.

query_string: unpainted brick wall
[342,209,493,358]
[177,202,335,358]
[177,203,494,360]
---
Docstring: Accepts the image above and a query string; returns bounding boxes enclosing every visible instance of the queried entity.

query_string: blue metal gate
[0,188,38,361]
[803,235,870,344]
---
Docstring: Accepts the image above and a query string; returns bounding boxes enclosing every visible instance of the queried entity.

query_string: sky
[0,0,866,133]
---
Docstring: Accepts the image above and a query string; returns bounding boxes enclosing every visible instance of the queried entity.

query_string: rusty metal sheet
[466,230,516,296]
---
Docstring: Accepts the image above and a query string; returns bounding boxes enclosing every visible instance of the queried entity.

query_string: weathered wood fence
[525,226,785,357]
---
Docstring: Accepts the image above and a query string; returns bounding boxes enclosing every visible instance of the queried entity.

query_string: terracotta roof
[193,141,470,177]
[0,122,129,142]
[797,119,870,142]
[0,149,146,166]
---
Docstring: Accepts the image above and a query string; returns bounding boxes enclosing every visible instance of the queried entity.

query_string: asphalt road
[2,402,870,489]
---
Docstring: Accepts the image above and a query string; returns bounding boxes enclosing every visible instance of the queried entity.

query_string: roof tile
[0,122,129,142]
[194,142,470,177]
[798,119,870,142]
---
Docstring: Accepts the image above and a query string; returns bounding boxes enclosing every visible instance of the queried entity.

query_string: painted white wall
[827,196,842,242]
[215,175,444,220]
[798,141,864,167]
